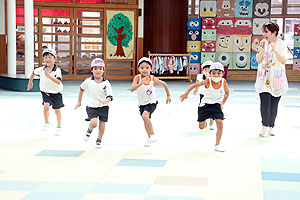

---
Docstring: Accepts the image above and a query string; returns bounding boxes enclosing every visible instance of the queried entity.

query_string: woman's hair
[262,21,280,36]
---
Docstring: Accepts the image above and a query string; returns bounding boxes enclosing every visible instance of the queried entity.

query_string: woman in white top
[255,21,288,137]
[130,57,171,147]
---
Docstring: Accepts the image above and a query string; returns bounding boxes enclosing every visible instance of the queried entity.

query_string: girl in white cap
[75,58,113,149]
[180,62,229,152]
[130,57,171,147]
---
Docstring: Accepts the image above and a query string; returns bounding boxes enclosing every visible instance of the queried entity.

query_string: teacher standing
[255,21,288,137]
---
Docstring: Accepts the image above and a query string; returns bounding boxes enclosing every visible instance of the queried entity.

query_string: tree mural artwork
[107,13,133,57]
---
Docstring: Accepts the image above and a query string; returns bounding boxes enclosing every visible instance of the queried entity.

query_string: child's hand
[27,82,33,91]
[44,68,51,78]
[166,95,171,104]
[74,102,81,110]
[179,93,188,102]
[99,99,107,104]
[220,103,224,109]
[140,76,150,84]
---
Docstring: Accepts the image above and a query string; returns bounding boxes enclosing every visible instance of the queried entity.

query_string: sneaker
[41,123,49,131]
[259,126,269,137]
[268,127,275,136]
[95,138,101,149]
[209,122,215,130]
[214,145,225,152]
[84,132,91,141]
[149,134,157,142]
[55,127,61,136]
[144,138,152,147]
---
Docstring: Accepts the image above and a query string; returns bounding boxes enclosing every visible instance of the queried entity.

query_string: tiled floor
[0,80,300,200]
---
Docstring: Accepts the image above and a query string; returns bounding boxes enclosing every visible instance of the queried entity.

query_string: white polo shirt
[34,65,63,93]
[80,77,113,108]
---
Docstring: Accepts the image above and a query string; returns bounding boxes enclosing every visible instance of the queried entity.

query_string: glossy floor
[0,80,300,200]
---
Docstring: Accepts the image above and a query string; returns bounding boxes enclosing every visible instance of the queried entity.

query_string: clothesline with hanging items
[148,51,192,82]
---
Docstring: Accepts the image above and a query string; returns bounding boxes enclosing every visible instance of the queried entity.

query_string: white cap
[42,48,57,58]
[138,57,152,66]
[201,60,214,69]
[210,62,224,72]
[91,58,105,69]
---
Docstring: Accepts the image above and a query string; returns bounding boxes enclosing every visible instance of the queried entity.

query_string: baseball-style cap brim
[210,62,224,72]
[201,60,213,69]
[42,49,57,58]
[91,58,105,69]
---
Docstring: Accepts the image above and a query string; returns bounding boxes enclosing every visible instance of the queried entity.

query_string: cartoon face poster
[233,52,251,70]
[251,35,264,52]
[216,18,234,34]
[216,34,234,52]
[188,18,201,30]
[253,18,269,35]
[253,0,271,18]
[217,0,235,17]
[235,0,253,18]
[200,1,217,17]
[216,52,233,69]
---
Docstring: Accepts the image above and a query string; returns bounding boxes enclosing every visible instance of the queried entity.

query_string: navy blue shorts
[41,92,64,109]
[86,106,109,122]
[197,103,224,122]
[139,101,158,118]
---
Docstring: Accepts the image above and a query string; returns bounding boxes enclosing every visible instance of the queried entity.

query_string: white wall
[0,0,5,34]
[138,0,143,38]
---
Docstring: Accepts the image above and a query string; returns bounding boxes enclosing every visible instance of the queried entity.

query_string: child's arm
[154,77,171,104]
[193,79,200,95]
[74,88,84,110]
[180,79,207,102]
[44,68,61,85]
[99,81,113,104]
[27,72,35,91]
[130,75,147,92]
[220,81,230,109]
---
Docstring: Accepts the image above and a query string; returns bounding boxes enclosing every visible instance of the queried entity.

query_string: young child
[74,58,113,149]
[180,62,229,152]
[130,57,171,147]
[193,60,215,130]
[27,48,64,136]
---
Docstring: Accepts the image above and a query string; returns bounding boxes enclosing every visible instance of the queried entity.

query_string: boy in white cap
[193,60,215,130]
[180,62,229,152]
[27,48,64,136]
[74,58,113,149]
[130,57,171,147]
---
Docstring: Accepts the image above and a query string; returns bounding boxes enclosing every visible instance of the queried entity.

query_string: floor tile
[35,150,85,157]
[143,195,203,200]
[0,181,43,191]
[117,159,167,167]
[21,191,85,200]
[91,183,151,194]
[262,171,300,182]
[154,176,208,186]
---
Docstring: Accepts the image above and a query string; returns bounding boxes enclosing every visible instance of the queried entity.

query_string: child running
[130,57,171,147]
[27,48,64,136]
[74,58,113,149]
[180,62,229,152]
[193,60,215,130]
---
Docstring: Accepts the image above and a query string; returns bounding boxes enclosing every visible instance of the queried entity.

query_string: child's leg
[43,103,50,123]
[89,118,98,130]
[54,109,61,126]
[97,120,105,140]
[215,119,223,145]
[141,111,153,137]
[198,121,207,129]
[209,118,214,125]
